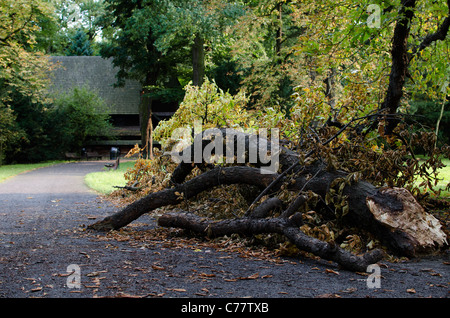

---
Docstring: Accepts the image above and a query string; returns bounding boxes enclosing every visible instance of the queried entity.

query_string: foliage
[65,29,94,56]
[0,102,23,165]
[0,0,55,102]
[153,79,249,149]
[44,0,106,55]
[407,99,450,147]
[0,0,57,163]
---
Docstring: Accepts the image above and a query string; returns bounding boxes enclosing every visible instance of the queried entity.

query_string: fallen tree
[89,128,448,271]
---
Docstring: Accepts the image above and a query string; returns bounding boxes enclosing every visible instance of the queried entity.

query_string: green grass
[0,161,68,183]
[84,160,136,194]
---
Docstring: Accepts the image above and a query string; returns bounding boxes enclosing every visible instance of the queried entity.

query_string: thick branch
[88,166,277,231]
[158,212,384,272]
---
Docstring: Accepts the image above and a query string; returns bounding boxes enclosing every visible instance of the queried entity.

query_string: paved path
[0,161,448,301]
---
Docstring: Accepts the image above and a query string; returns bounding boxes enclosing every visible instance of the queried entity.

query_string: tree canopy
[1,0,449,164]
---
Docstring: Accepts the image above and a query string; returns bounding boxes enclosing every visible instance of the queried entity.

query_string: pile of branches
[89,119,448,272]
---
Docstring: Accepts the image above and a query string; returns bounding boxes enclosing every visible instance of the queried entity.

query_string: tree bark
[139,75,156,157]
[380,0,450,135]
[381,0,416,135]
[286,162,448,257]
[192,35,205,87]
[88,166,276,232]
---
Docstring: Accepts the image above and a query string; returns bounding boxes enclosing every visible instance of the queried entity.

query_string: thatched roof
[48,56,141,115]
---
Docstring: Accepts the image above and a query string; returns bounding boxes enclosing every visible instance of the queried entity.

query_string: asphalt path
[0,161,448,303]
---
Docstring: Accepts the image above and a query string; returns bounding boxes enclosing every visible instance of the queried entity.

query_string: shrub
[50,86,114,153]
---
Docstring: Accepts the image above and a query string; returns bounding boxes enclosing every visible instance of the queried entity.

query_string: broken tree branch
[88,166,276,232]
[158,211,384,272]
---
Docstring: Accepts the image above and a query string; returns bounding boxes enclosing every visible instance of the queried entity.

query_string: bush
[50,86,114,153]
[0,101,24,165]
[3,86,114,163]
[3,91,56,163]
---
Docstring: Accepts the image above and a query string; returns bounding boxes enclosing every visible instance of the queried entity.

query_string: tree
[89,81,448,271]
[97,0,245,156]
[89,127,448,270]
[230,0,304,111]
[145,0,246,87]
[46,0,106,55]
[379,0,450,134]
[0,0,55,163]
[50,86,114,153]
[97,0,175,156]
[0,102,23,165]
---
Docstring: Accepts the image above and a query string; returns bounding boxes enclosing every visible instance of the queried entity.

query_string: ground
[0,161,448,302]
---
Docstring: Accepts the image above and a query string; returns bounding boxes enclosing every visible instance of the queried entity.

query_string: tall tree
[381,0,450,134]
[44,0,106,55]
[65,29,93,55]
[0,0,56,163]
[97,0,245,154]
[98,0,172,155]
[231,0,305,111]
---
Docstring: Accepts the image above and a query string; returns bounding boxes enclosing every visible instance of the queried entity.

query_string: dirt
[0,161,448,302]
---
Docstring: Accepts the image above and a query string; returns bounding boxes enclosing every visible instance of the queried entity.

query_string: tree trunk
[139,78,155,157]
[380,0,416,135]
[192,35,205,87]
[286,162,448,257]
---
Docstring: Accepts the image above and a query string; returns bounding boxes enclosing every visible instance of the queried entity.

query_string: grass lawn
[84,160,136,194]
[0,161,68,183]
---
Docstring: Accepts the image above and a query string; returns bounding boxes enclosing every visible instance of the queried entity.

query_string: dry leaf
[316,293,341,298]
[406,288,416,294]
[151,264,165,270]
[325,269,340,275]
[200,273,216,278]
[87,270,107,277]
[238,273,259,280]
[168,288,186,292]
[430,272,442,277]
[80,252,90,259]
